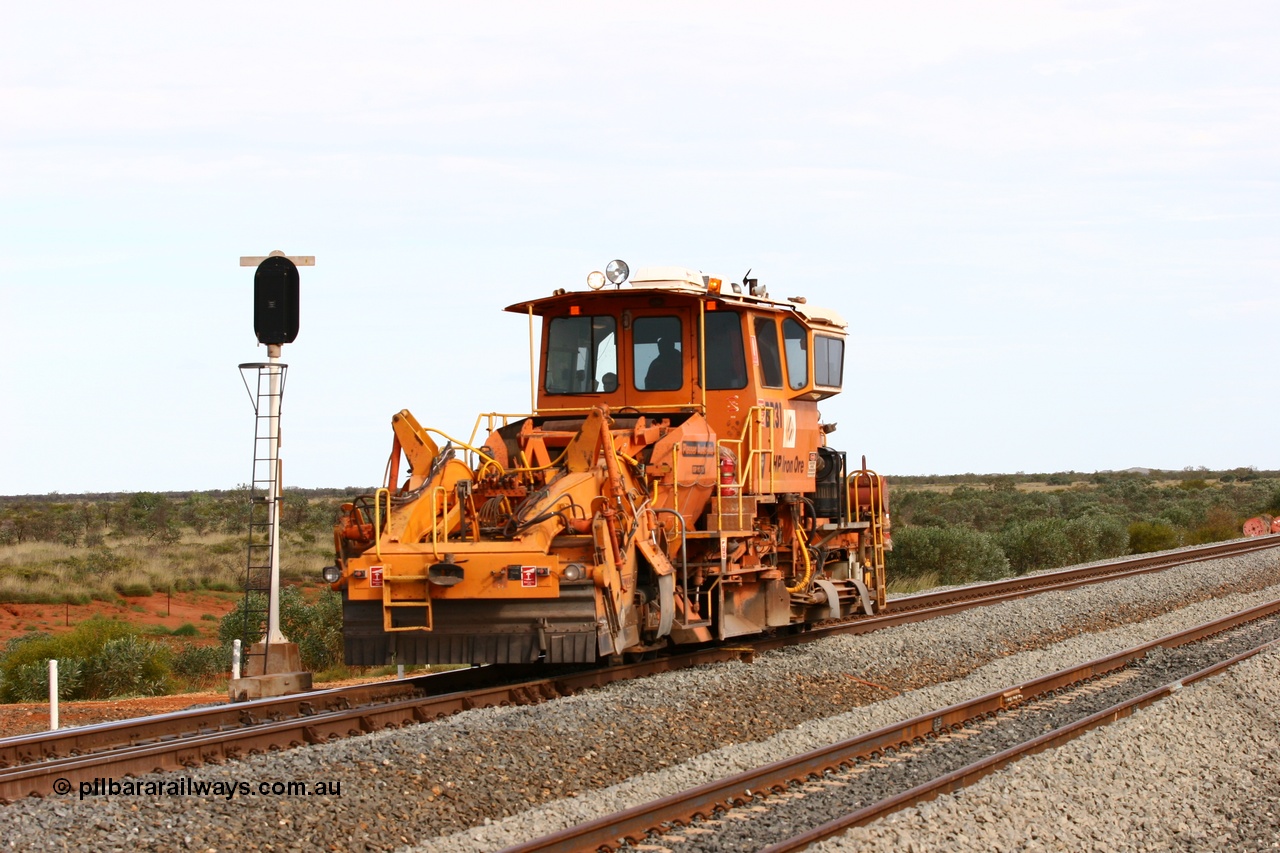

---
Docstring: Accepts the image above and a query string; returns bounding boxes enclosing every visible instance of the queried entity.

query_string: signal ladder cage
[237,360,289,675]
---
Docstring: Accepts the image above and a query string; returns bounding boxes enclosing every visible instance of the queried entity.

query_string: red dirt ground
[0,590,240,645]
[0,586,378,738]
[0,692,226,737]
[0,591,239,737]
[0,673,402,737]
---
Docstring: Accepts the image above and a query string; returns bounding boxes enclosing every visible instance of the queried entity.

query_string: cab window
[704,311,747,390]
[783,317,808,390]
[546,315,616,394]
[634,316,682,390]
[815,334,844,387]
[754,317,783,388]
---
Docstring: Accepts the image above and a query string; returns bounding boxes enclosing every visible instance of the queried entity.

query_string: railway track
[0,647,755,803]
[1,536,1275,807]
[501,595,1280,852]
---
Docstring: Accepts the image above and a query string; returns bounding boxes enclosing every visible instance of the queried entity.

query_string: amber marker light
[707,277,722,294]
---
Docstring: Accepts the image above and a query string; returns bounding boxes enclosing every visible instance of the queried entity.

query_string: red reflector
[569,305,581,316]
[705,301,718,311]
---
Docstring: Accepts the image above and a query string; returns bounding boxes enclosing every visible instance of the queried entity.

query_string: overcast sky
[2,1,1277,494]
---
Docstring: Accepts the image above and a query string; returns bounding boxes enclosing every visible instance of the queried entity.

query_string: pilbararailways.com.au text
[69,776,341,801]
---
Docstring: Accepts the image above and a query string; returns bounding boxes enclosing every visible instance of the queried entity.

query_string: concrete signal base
[228,641,313,702]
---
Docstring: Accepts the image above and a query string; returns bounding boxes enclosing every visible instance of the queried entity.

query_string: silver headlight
[322,565,342,584]
[605,259,630,285]
[562,563,585,581]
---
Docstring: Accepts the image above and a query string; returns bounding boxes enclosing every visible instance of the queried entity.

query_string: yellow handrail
[713,405,776,525]
[373,487,389,561]
[671,441,680,512]
[429,485,451,556]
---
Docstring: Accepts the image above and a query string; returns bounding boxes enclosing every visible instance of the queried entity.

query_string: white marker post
[48,659,59,731]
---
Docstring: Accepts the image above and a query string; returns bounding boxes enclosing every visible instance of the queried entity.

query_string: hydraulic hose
[786,522,815,594]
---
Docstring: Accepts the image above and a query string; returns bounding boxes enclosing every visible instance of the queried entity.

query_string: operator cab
[505,262,849,496]
[507,263,847,416]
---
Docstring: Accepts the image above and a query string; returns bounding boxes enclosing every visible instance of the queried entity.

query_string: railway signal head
[252,255,301,345]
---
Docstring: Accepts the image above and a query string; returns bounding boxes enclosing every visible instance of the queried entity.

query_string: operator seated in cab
[644,336,682,390]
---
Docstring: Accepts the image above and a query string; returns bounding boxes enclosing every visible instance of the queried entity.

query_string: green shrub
[0,618,170,701]
[81,636,170,697]
[1063,514,1129,564]
[998,518,1074,574]
[1265,487,1280,515]
[886,524,1009,586]
[1187,506,1240,545]
[58,548,134,579]
[172,643,227,682]
[171,623,200,637]
[5,658,85,702]
[1128,520,1181,554]
[200,578,241,592]
[219,586,343,672]
[114,579,154,597]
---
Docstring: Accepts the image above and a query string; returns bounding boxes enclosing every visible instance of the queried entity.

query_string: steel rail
[498,595,1280,852]
[764,627,1280,851]
[0,662,536,770]
[888,535,1280,614]
[779,535,1280,647]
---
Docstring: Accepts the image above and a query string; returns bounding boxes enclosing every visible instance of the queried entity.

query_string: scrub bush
[998,519,1074,575]
[886,524,1009,586]
[172,643,227,682]
[1128,520,1181,554]
[0,618,171,701]
[219,586,343,672]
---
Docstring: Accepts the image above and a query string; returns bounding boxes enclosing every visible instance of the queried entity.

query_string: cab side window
[705,311,746,390]
[814,334,844,387]
[634,316,683,390]
[546,315,616,395]
[783,317,808,390]
[754,317,783,388]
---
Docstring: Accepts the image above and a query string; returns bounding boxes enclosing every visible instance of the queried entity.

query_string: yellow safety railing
[671,441,679,511]
[428,484,458,556]
[847,468,887,609]
[373,484,435,633]
[373,487,390,561]
[468,412,528,447]
[712,405,776,528]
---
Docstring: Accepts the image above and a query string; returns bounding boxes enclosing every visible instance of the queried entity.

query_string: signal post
[228,250,315,702]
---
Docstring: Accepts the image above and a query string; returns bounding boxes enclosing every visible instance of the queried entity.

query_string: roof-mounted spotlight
[605,259,630,287]
[587,270,607,290]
